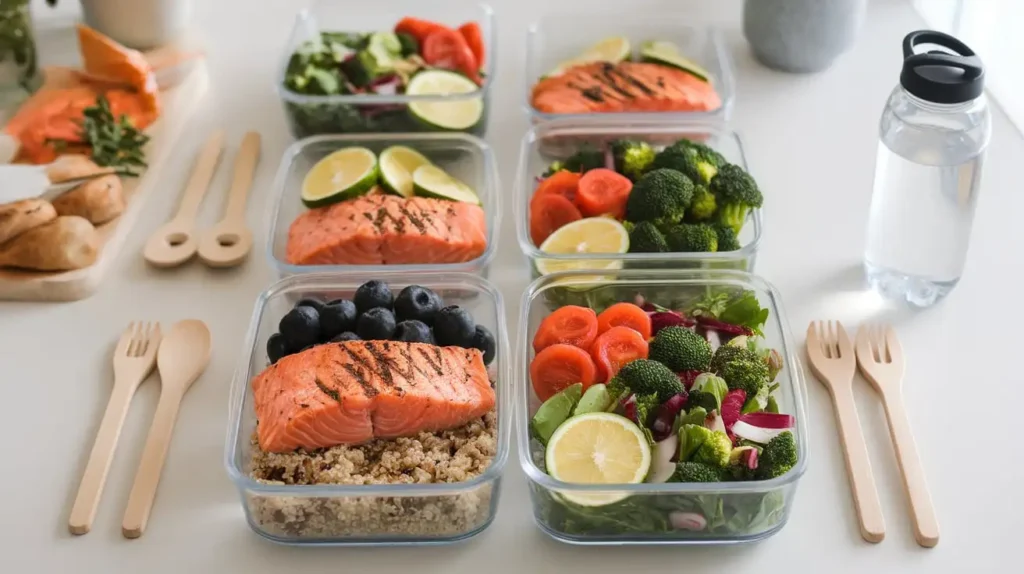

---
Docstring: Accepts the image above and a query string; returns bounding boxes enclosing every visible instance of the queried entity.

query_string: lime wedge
[379,145,432,198]
[546,36,631,77]
[639,40,711,82]
[301,147,379,208]
[412,164,481,205]
[535,217,629,276]
[545,412,651,506]
[407,70,483,131]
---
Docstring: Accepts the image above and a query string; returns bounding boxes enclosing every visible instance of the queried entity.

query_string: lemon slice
[301,147,378,208]
[407,70,484,131]
[535,217,628,276]
[545,412,651,506]
[379,145,432,198]
[412,164,482,205]
[547,36,631,77]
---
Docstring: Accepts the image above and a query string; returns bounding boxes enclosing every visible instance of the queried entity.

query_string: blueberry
[394,285,443,325]
[279,306,320,350]
[267,332,290,364]
[294,297,326,314]
[356,307,396,340]
[433,305,475,347]
[394,320,436,344]
[354,280,393,314]
[330,331,361,343]
[320,299,358,340]
[471,324,496,365]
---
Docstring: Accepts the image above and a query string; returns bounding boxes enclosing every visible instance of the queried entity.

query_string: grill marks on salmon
[285,193,487,266]
[252,341,496,453]
[531,61,721,115]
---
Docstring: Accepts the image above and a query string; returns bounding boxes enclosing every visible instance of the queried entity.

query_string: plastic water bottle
[864,30,991,307]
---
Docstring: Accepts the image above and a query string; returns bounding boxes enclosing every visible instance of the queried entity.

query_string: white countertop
[3,0,1019,571]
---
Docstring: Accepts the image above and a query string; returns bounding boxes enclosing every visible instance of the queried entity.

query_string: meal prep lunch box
[226,272,511,546]
[266,132,501,278]
[517,269,808,545]
[514,120,762,280]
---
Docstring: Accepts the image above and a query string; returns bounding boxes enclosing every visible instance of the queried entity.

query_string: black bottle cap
[900,30,984,104]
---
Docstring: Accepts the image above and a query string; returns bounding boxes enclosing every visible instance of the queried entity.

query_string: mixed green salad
[282,17,487,136]
[527,286,800,539]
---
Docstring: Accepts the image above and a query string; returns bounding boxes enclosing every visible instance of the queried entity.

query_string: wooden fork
[68,322,161,535]
[855,324,940,548]
[806,320,886,543]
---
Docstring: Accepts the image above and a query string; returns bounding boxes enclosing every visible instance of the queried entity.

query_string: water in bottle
[864,30,990,307]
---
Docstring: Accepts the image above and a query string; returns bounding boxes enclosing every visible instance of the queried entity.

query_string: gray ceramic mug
[743,0,867,73]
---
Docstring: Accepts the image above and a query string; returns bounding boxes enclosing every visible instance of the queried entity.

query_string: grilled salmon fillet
[531,61,721,115]
[252,341,496,453]
[285,193,488,266]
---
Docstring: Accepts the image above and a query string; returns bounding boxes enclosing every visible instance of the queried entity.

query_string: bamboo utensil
[122,319,211,539]
[69,321,161,535]
[197,131,261,268]
[806,320,886,543]
[854,324,939,548]
[143,130,225,268]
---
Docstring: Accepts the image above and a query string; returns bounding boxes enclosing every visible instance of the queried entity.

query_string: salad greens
[0,0,40,93]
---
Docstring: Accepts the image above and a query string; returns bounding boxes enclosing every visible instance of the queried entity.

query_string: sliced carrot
[532,170,581,205]
[458,22,486,68]
[395,17,450,45]
[590,326,649,382]
[575,168,633,219]
[596,302,652,339]
[530,343,598,401]
[532,305,599,353]
[529,193,582,246]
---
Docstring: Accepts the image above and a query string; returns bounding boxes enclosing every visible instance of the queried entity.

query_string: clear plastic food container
[517,269,808,545]
[278,1,494,138]
[524,14,734,125]
[514,120,762,279]
[266,132,500,278]
[225,272,511,546]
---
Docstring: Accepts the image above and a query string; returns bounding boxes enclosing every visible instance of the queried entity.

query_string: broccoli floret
[653,143,720,184]
[627,221,669,253]
[672,139,728,168]
[563,145,605,174]
[671,461,722,483]
[396,32,419,57]
[687,389,718,413]
[611,139,656,181]
[693,429,733,468]
[541,161,566,177]
[613,359,684,402]
[711,345,769,396]
[665,223,718,252]
[648,326,711,372]
[709,164,763,235]
[709,345,758,372]
[687,185,717,221]
[757,431,797,479]
[625,168,694,225]
[712,222,741,251]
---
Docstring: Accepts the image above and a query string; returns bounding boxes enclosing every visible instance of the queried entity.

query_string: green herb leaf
[46,94,149,176]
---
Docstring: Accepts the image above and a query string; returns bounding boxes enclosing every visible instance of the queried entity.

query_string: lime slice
[407,70,484,131]
[412,164,481,205]
[535,217,629,275]
[545,412,651,506]
[379,145,432,198]
[639,40,711,82]
[301,147,379,208]
[546,36,631,77]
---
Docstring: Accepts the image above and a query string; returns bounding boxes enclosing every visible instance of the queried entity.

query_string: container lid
[900,30,984,104]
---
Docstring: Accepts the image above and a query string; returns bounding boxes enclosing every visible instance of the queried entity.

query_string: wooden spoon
[143,131,225,268]
[121,319,211,539]
[197,132,261,268]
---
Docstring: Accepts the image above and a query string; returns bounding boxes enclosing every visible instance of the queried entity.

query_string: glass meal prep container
[524,14,734,125]
[278,1,494,138]
[514,120,762,280]
[517,269,809,545]
[225,272,511,546]
[266,132,500,278]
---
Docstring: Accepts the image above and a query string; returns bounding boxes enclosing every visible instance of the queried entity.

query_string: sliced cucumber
[406,70,483,131]
[301,147,379,208]
[639,40,711,82]
[412,164,481,205]
[379,145,433,198]
[366,32,402,71]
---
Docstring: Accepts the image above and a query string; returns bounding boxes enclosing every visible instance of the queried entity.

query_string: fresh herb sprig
[49,95,150,176]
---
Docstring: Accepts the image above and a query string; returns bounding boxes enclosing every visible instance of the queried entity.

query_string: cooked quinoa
[246,409,497,540]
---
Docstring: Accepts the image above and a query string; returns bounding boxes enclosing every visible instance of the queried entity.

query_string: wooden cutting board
[0,61,207,302]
